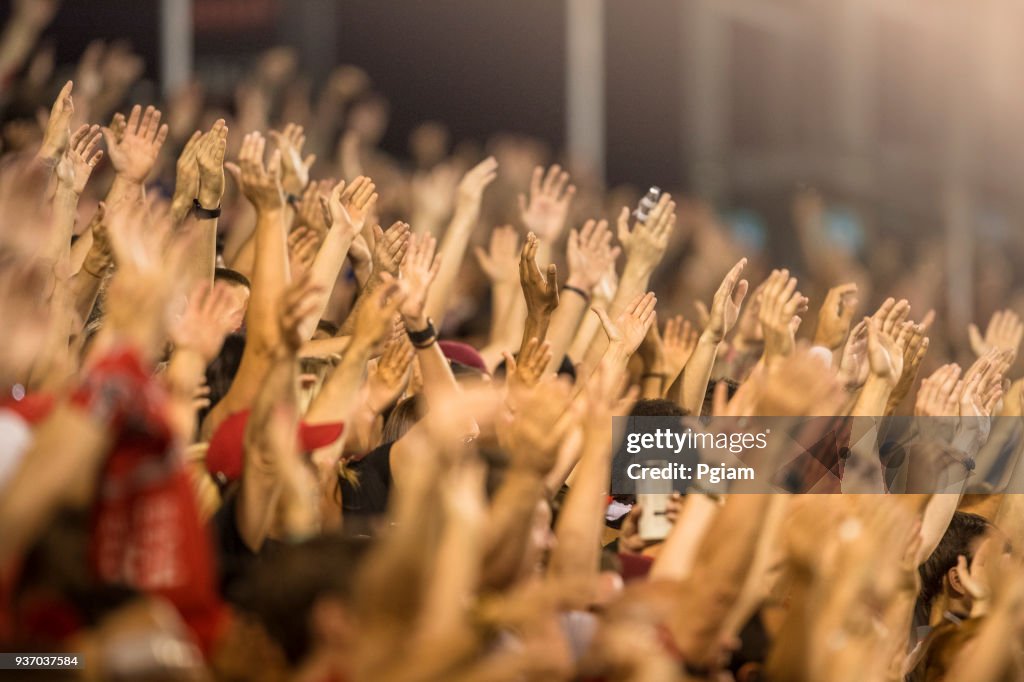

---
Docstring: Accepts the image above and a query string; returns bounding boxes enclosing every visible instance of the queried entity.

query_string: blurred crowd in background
[3,1,1024,680]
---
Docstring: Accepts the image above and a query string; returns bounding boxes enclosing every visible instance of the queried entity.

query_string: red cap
[205,409,344,483]
[438,340,489,376]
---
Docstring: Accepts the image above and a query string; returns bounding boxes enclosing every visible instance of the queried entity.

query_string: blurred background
[4,0,1024,353]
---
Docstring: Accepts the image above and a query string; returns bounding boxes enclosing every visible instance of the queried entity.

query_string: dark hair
[381,395,422,443]
[214,267,251,289]
[630,398,688,417]
[201,333,246,424]
[232,535,373,664]
[701,378,740,416]
[493,353,577,383]
[917,511,990,623]
[315,319,340,337]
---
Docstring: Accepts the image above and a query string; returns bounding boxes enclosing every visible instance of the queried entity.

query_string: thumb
[473,246,490,270]
[224,162,242,185]
[617,207,631,241]
[968,324,984,352]
[100,126,117,150]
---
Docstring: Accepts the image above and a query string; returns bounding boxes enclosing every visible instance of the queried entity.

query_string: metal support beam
[566,0,605,182]
[160,0,193,97]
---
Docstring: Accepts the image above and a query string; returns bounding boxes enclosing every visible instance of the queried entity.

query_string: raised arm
[549,362,636,579]
[295,176,377,340]
[517,232,559,353]
[544,219,619,373]
[237,275,321,551]
[681,258,748,414]
[200,137,288,440]
[424,156,498,323]
[101,104,169,206]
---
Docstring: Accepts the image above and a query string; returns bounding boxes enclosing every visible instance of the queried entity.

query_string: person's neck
[930,593,971,626]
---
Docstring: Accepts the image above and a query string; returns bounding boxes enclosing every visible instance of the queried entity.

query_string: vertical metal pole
[682,0,728,201]
[160,0,193,97]
[566,0,606,183]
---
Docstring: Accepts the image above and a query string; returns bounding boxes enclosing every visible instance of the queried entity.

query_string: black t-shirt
[209,486,282,603]
[339,441,394,521]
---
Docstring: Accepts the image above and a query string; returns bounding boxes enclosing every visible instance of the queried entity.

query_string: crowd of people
[3,1,1024,680]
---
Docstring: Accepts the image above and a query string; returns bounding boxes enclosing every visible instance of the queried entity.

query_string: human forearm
[104,174,144,207]
[238,350,298,551]
[548,433,612,578]
[297,228,356,340]
[248,207,289,347]
[425,205,477,322]
[680,334,719,415]
[542,287,588,373]
[44,185,80,266]
[851,377,893,417]
[649,494,719,581]
[670,494,772,667]
[482,469,547,590]
[304,340,371,425]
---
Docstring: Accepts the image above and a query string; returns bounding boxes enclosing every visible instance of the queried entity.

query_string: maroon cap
[438,340,489,375]
[206,409,344,483]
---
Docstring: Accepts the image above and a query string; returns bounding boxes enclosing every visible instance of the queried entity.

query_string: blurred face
[220,281,250,331]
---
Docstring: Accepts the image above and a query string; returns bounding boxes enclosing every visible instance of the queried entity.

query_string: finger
[126,104,142,134]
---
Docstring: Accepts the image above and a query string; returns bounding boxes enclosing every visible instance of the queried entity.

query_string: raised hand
[38,80,74,163]
[104,196,175,276]
[196,118,228,208]
[294,178,333,236]
[55,124,103,194]
[594,291,657,356]
[170,280,237,363]
[474,225,520,284]
[968,310,1024,363]
[757,269,807,360]
[566,219,620,294]
[518,164,576,242]
[102,104,170,183]
[497,374,575,475]
[838,319,870,390]
[503,337,553,392]
[370,221,411,277]
[871,297,911,338]
[616,193,676,271]
[410,162,458,224]
[456,156,498,213]
[366,330,415,414]
[321,175,377,239]
[171,130,202,219]
[519,232,559,318]
[399,233,441,329]
[354,276,407,349]
[662,314,699,380]
[864,318,905,387]
[814,282,858,351]
[269,123,315,196]
[887,320,930,411]
[287,227,321,279]
[704,258,749,344]
[277,273,325,352]
[225,132,283,211]
[915,364,962,417]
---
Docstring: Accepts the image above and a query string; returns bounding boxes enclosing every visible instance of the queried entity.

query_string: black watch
[406,319,437,347]
[192,198,222,219]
